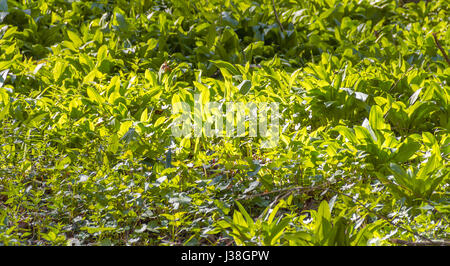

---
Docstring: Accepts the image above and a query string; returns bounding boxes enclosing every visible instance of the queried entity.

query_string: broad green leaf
[0,69,8,88]
[288,68,302,90]
[97,45,108,63]
[355,124,375,143]
[237,80,252,95]
[235,201,254,229]
[232,210,247,228]
[409,87,422,105]
[394,139,421,163]
[140,108,148,122]
[53,61,66,82]
[67,30,83,48]
[118,121,133,138]
[26,112,48,127]
[416,154,438,180]
[389,163,411,188]
[269,217,290,245]
[154,117,166,128]
[194,81,210,104]
[86,86,104,104]
[210,60,240,77]
[369,105,388,130]
[114,12,129,31]
[81,227,116,234]
[267,201,282,224]
[334,126,358,144]
[318,200,331,222]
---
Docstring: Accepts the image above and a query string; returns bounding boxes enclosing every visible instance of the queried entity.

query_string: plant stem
[432,32,450,66]
[271,0,284,32]
[389,238,450,246]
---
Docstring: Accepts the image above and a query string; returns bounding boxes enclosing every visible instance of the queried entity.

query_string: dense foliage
[0,0,448,246]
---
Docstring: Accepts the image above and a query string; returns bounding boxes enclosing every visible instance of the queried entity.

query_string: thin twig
[240,181,444,245]
[271,0,284,32]
[327,188,438,244]
[257,191,292,220]
[238,183,330,200]
[418,197,449,224]
[432,32,450,66]
[389,238,450,246]
[387,66,414,92]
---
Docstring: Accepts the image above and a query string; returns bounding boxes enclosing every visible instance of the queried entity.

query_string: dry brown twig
[326,188,446,245]
[238,182,331,200]
[389,238,450,246]
[432,32,450,66]
[271,0,284,32]
[240,183,445,245]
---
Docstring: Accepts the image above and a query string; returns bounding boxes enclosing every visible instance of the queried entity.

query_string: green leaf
[26,112,48,127]
[269,217,290,245]
[154,117,166,128]
[334,126,358,144]
[194,81,210,104]
[97,45,108,63]
[389,163,411,188]
[355,124,375,143]
[67,30,83,48]
[416,154,438,180]
[235,201,254,229]
[53,61,66,82]
[118,121,133,138]
[0,69,8,88]
[328,217,349,246]
[394,139,421,163]
[369,105,388,130]
[318,200,331,222]
[288,68,302,91]
[0,11,8,23]
[409,87,422,105]
[0,0,7,12]
[80,227,116,234]
[267,201,282,224]
[86,86,104,105]
[210,60,240,77]
[140,108,148,122]
[114,12,129,31]
[237,80,252,95]
[232,210,247,228]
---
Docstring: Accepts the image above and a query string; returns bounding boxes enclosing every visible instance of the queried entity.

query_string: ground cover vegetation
[0,0,448,246]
